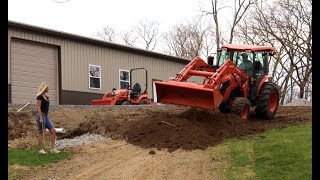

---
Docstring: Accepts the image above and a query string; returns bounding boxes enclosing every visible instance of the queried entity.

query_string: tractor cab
[214,44,277,104]
[215,45,275,78]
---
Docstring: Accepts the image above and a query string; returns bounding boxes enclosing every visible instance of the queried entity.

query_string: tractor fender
[256,75,273,96]
[138,94,150,102]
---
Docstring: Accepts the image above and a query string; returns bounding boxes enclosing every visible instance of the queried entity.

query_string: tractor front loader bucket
[155,81,223,110]
[91,91,126,105]
[91,98,115,105]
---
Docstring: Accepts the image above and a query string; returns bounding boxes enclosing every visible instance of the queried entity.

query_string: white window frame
[89,64,101,90]
[119,69,130,89]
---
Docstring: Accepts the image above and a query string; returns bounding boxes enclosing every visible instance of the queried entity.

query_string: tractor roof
[221,44,276,52]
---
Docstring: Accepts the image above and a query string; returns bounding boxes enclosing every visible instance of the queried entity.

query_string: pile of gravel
[284,98,312,106]
[55,133,110,150]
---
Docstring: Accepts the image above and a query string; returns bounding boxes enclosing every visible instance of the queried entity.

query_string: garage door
[10,39,58,105]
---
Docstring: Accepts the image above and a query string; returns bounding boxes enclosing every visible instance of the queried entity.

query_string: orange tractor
[155,44,280,119]
[92,68,151,105]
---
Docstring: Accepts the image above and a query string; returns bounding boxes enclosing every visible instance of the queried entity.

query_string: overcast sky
[8,0,211,38]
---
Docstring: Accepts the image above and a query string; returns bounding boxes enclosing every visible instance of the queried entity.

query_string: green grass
[8,147,71,167]
[8,147,71,179]
[209,123,312,180]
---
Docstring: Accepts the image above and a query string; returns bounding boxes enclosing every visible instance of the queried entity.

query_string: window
[233,52,254,66]
[89,64,101,89]
[119,69,130,89]
[255,52,266,69]
[218,48,230,66]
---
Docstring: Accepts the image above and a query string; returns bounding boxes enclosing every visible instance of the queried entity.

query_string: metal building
[8,20,190,105]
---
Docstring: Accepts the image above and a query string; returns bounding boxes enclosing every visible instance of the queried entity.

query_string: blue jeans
[35,113,54,132]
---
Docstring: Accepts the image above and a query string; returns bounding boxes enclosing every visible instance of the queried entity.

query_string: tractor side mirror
[267,51,277,57]
[207,56,214,66]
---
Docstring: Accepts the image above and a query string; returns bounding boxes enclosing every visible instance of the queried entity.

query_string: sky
[8,0,210,39]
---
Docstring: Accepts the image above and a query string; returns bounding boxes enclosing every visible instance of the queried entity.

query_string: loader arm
[175,56,214,82]
[173,58,249,97]
[208,60,250,98]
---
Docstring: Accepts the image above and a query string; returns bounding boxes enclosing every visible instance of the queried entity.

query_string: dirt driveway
[8,105,311,179]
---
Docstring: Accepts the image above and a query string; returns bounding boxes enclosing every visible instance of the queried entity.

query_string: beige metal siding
[10,39,58,105]
[8,24,190,103]
[58,41,187,96]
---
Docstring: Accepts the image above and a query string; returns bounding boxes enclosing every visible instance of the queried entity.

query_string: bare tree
[95,26,116,42]
[201,26,216,57]
[201,0,224,50]
[163,16,209,59]
[121,30,138,47]
[266,0,312,99]
[134,18,160,51]
[200,0,256,48]
[228,0,256,44]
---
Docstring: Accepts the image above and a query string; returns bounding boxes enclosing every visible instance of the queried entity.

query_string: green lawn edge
[208,123,312,180]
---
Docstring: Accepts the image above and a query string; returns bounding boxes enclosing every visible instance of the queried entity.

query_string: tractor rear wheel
[140,98,150,105]
[231,97,251,120]
[255,82,279,119]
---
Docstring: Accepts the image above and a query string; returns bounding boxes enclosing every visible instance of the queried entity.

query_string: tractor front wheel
[121,101,130,105]
[140,98,150,105]
[255,82,279,119]
[231,97,251,120]
[219,101,231,113]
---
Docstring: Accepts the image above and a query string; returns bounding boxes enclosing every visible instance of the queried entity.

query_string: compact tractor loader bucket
[155,81,223,110]
[91,98,114,105]
[91,90,129,105]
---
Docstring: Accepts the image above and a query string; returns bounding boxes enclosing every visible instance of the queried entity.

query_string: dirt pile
[124,108,251,152]
[8,111,37,140]
[8,105,311,152]
[60,106,311,152]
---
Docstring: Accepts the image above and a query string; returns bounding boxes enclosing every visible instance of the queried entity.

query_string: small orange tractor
[92,68,151,105]
[155,44,280,119]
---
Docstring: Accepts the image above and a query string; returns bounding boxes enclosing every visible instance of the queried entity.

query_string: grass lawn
[209,123,312,180]
[8,147,71,179]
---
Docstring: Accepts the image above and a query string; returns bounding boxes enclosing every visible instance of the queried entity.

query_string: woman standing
[35,82,60,154]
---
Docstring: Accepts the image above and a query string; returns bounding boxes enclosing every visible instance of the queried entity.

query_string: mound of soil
[61,106,311,152]
[8,111,37,140]
[8,105,311,152]
[124,108,249,152]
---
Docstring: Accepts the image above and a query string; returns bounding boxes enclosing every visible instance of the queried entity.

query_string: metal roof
[8,20,190,63]
[221,44,277,52]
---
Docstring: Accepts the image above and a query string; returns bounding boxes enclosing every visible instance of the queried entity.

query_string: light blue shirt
[239,60,252,76]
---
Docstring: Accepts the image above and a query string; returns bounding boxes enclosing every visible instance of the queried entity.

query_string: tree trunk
[211,0,220,50]
[280,71,292,105]
[289,78,293,102]
[305,84,309,100]
[299,85,304,98]
[229,26,235,44]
